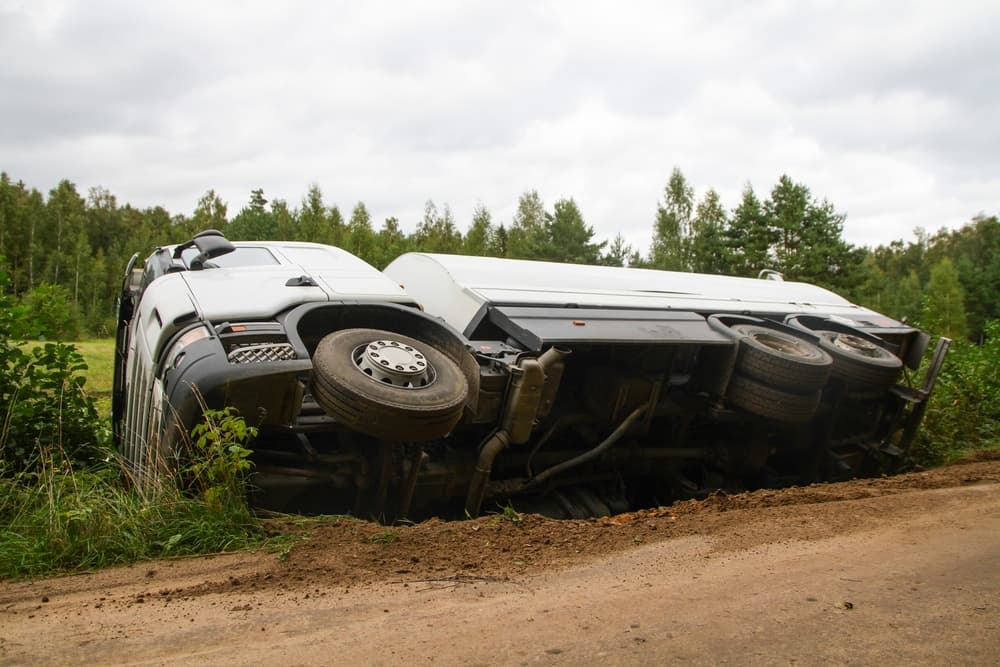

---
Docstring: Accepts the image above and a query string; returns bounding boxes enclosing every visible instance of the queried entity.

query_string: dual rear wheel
[724,323,902,423]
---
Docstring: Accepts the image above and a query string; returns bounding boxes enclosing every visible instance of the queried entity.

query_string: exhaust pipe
[464,346,569,517]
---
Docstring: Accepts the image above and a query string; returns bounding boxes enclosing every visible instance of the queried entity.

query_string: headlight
[165,326,212,369]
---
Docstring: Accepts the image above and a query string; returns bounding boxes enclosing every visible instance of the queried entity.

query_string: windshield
[180,246,278,268]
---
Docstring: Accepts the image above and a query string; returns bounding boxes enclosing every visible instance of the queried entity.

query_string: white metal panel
[384,253,890,333]
[383,253,486,332]
[470,287,867,317]
[313,274,409,299]
[181,267,329,321]
[137,274,201,362]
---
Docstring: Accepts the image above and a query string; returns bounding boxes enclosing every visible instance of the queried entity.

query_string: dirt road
[2,458,998,666]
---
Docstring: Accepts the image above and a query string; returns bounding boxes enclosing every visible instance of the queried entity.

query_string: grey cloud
[0,0,996,249]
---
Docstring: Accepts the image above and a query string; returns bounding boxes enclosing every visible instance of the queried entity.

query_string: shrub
[914,320,1000,463]
[1,341,107,472]
[1,268,107,472]
[184,406,256,516]
[17,283,83,341]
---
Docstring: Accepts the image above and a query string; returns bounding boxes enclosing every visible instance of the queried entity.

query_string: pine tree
[489,223,508,257]
[650,168,694,271]
[508,190,549,259]
[690,188,731,274]
[228,189,277,241]
[727,184,772,277]
[297,184,329,243]
[599,233,634,267]
[546,198,604,263]
[272,199,295,240]
[464,203,494,256]
[764,175,854,289]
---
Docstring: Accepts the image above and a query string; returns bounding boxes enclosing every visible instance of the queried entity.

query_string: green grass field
[76,338,114,417]
[72,338,115,395]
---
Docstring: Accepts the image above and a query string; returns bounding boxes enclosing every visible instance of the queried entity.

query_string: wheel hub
[353,339,435,388]
[831,333,879,356]
[755,332,808,357]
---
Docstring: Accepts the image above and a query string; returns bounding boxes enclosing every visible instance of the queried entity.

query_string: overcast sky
[2,0,997,253]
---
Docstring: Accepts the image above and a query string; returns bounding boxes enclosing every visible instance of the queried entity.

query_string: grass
[368,529,399,544]
[70,338,115,395]
[0,460,262,578]
[0,403,263,580]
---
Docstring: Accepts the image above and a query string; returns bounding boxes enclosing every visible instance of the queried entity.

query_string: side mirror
[173,230,237,269]
[193,233,236,260]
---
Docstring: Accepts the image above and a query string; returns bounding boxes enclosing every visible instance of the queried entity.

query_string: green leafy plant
[0,297,262,578]
[185,407,256,511]
[488,502,524,527]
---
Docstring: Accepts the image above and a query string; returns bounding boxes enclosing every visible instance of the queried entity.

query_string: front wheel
[311,328,469,441]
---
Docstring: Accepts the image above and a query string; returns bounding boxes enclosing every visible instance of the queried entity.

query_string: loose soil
[2,456,999,665]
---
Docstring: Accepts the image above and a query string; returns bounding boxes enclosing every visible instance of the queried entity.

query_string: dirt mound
[150,458,1000,601]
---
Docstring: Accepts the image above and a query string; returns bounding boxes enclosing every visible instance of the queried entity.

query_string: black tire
[726,373,822,423]
[312,328,468,441]
[815,331,902,387]
[731,324,833,392]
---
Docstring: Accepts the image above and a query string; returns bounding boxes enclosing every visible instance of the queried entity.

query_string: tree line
[0,169,995,341]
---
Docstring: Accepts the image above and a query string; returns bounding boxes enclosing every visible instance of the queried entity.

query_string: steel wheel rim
[352,339,437,389]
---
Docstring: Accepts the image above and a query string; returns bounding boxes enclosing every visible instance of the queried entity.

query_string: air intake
[227,343,296,363]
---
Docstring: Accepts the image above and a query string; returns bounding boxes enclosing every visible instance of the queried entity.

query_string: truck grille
[227,343,297,363]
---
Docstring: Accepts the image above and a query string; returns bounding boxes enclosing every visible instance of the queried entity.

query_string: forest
[0,167,996,343]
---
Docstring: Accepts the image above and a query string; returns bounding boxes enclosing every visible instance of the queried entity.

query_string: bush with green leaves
[16,282,83,341]
[185,406,256,514]
[1,342,108,472]
[914,320,1000,463]
[1,268,107,472]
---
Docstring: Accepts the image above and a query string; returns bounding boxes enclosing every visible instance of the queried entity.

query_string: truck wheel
[726,373,822,423]
[815,331,902,387]
[312,328,468,441]
[731,324,833,392]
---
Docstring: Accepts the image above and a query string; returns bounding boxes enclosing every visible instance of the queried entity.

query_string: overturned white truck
[114,231,949,519]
